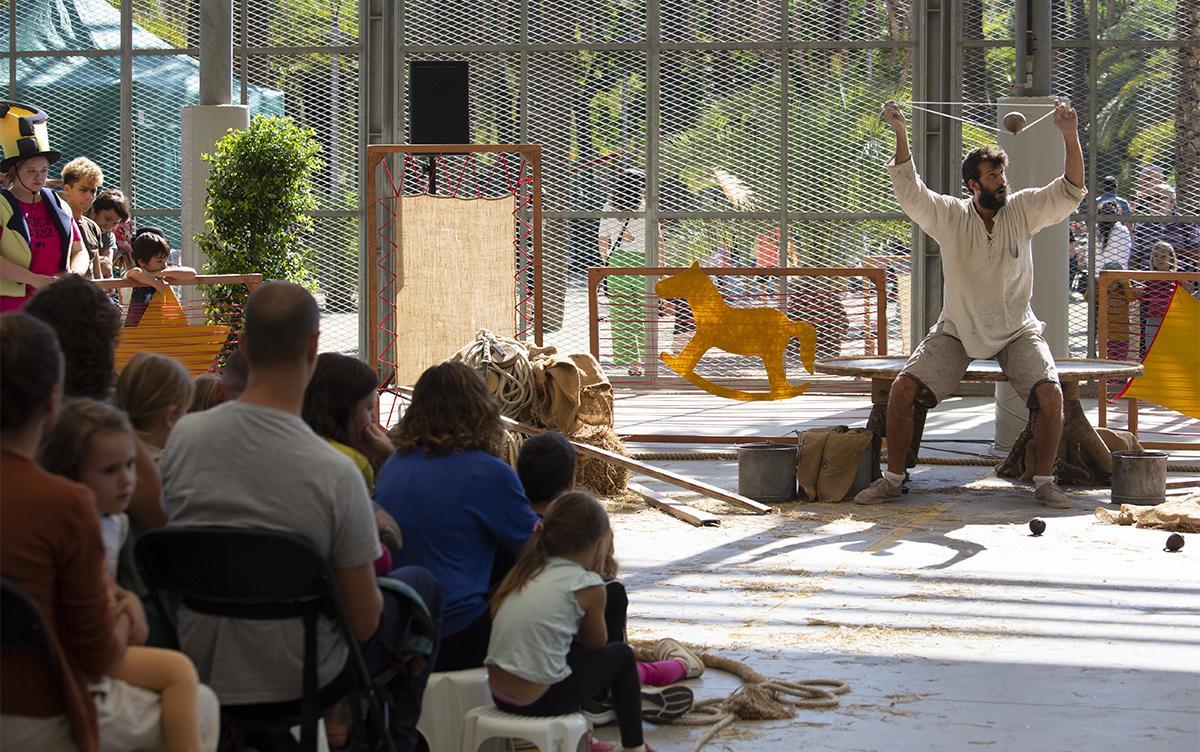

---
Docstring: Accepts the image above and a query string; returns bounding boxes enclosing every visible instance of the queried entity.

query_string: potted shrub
[196,115,323,320]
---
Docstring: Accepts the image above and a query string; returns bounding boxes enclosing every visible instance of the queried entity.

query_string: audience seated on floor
[377,361,539,672]
[158,281,442,751]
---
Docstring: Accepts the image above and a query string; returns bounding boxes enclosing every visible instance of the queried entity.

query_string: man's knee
[1032,380,1063,415]
[890,374,920,409]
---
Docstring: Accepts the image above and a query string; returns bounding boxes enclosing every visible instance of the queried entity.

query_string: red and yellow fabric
[1117,285,1200,420]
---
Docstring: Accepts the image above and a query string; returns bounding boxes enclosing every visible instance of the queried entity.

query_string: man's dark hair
[241,281,320,368]
[961,145,1009,190]
[24,275,122,399]
[1102,175,1118,193]
[1,314,63,434]
[131,227,170,265]
[517,431,577,506]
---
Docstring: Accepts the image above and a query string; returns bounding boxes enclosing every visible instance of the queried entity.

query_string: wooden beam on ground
[627,482,721,527]
[500,416,773,515]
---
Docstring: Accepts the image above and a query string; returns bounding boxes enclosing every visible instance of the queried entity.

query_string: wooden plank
[627,482,721,527]
[499,415,773,515]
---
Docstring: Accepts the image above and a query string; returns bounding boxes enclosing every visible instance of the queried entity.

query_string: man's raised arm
[1054,100,1084,189]
[883,100,912,166]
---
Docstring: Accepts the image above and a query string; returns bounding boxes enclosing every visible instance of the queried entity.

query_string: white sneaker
[854,476,903,505]
[1034,481,1072,509]
[651,638,704,679]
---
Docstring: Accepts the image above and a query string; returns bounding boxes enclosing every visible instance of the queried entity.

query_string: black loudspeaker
[408,61,469,144]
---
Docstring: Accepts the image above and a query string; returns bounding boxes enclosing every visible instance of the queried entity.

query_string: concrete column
[993,95,1070,452]
[181,106,250,278]
[182,0,244,305]
[199,0,233,107]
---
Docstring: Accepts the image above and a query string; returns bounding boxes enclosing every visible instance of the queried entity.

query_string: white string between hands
[907,103,1059,135]
[908,101,1059,108]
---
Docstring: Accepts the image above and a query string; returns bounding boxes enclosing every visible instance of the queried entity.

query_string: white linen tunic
[887,157,1086,358]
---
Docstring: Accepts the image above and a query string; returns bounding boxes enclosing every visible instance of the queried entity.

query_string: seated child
[40,398,217,752]
[487,493,691,752]
[302,352,402,558]
[115,352,195,462]
[123,228,196,327]
[219,347,249,401]
[514,433,703,706]
[188,373,224,413]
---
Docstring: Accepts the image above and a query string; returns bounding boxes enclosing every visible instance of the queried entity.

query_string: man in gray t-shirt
[161,282,442,749]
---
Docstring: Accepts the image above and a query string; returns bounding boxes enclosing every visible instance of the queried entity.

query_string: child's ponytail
[490,492,610,616]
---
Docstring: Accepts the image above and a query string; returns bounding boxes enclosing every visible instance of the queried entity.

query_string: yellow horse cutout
[655,263,817,401]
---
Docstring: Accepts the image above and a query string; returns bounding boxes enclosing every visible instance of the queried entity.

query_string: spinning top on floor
[1165,533,1185,552]
[1003,111,1027,134]
[1029,518,1046,536]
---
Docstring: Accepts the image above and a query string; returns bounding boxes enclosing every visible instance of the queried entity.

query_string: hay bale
[573,425,629,496]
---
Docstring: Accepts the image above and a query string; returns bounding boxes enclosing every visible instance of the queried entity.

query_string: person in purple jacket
[376,362,540,671]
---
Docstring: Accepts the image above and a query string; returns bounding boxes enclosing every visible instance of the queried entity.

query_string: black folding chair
[1,578,66,705]
[135,526,394,752]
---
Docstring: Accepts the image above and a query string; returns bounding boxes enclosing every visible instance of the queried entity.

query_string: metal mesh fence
[4,0,1195,395]
[3,0,361,357]
[957,1,1198,366]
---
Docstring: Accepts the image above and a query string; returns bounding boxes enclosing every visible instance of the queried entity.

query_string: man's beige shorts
[901,326,1058,409]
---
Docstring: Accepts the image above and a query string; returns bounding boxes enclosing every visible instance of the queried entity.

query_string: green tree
[196,115,323,315]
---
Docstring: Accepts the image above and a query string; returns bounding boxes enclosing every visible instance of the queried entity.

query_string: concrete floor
[584,394,1200,752]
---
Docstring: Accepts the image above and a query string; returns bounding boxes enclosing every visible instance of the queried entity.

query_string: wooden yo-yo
[1003,111,1027,134]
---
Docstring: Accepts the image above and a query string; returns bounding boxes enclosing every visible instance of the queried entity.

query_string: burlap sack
[816,429,874,502]
[529,348,614,434]
[1095,493,1200,533]
[568,353,613,430]
[796,426,844,501]
[1095,427,1143,453]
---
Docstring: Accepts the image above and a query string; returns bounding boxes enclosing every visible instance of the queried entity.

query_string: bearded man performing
[856,99,1085,509]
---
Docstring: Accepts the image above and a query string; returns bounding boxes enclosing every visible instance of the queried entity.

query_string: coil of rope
[631,643,849,752]
[455,329,539,424]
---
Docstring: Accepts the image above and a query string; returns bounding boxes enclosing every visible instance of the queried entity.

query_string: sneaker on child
[650,638,704,679]
[640,684,693,723]
[582,698,617,727]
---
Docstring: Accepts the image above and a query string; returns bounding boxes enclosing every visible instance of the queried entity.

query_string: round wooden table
[813,357,1145,483]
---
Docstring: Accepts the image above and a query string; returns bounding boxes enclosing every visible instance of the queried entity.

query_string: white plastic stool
[460,706,589,752]
[416,668,494,752]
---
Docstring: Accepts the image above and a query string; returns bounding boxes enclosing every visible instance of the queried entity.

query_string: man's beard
[979,185,1007,211]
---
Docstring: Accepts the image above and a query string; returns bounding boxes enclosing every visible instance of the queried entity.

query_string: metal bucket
[1111,450,1169,504]
[737,442,798,503]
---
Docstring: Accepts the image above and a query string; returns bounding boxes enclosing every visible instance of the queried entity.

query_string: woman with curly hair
[25,275,167,529]
[376,361,539,671]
